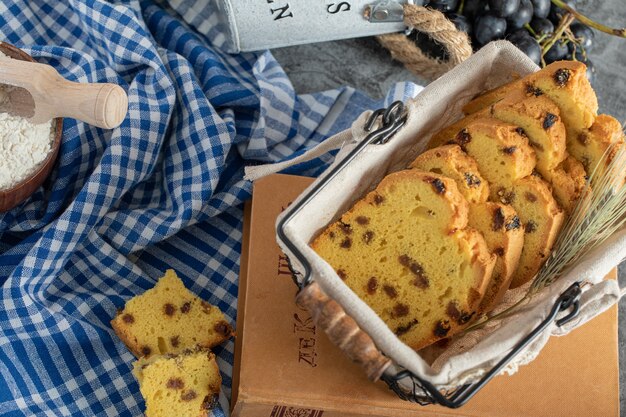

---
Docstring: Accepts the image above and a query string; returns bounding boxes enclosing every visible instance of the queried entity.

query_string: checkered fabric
[0,1,422,416]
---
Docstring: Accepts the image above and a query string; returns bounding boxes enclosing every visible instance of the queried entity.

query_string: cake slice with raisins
[133,347,221,417]
[570,114,625,184]
[489,91,586,212]
[462,61,598,134]
[111,270,234,358]
[311,169,496,350]
[409,145,524,312]
[490,90,567,175]
[449,119,565,288]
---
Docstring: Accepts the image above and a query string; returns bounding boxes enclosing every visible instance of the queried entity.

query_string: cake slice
[462,61,598,133]
[449,119,565,287]
[133,347,221,417]
[542,155,587,213]
[408,145,489,204]
[490,90,567,175]
[409,145,523,312]
[447,118,536,186]
[571,114,625,183]
[311,170,496,350]
[467,202,523,311]
[494,176,565,288]
[111,270,234,358]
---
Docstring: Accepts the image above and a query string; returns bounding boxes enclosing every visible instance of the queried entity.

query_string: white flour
[0,51,54,191]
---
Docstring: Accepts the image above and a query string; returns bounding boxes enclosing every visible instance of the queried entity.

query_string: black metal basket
[276,101,583,408]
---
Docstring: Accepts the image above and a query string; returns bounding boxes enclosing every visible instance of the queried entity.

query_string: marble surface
[272,1,626,413]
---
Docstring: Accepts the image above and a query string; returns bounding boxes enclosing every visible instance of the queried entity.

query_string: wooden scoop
[0,58,128,129]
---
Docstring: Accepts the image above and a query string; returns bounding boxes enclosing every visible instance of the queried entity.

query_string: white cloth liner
[252,41,626,389]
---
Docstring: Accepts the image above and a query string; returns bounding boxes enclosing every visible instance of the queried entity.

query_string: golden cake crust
[311,170,495,350]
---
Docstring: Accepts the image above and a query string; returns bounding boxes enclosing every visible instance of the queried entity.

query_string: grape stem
[550,0,626,37]
[541,13,575,66]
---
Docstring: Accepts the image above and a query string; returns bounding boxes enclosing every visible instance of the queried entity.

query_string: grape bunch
[412,0,602,83]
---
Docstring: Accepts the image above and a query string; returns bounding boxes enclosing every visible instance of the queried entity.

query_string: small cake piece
[490,91,567,175]
[311,170,496,350]
[571,114,625,183]
[449,118,536,186]
[409,145,523,312]
[468,202,523,312]
[542,155,587,213]
[111,270,234,358]
[494,176,565,288]
[462,61,598,135]
[408,145,489,203]
[133,347,221,417]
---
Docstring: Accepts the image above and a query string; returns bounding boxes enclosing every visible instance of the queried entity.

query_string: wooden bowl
[0,42,63,212]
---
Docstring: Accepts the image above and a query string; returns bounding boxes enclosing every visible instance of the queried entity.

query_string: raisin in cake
[133,347,221,417]
[311,170,496,350]
[409,145,523,312]
[111,270,234,358]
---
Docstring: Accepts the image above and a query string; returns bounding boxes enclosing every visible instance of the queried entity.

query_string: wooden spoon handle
[50,79,128,129]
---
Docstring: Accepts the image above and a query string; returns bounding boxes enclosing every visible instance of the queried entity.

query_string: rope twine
[377,4,473,81]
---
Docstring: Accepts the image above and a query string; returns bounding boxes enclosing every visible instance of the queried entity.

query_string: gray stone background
[273,0,625,413]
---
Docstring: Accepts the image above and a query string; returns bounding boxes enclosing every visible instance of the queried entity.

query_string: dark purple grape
[544,39,569,63]
[530,17,554,36]
[549,0,576,24]
[489,0,521,17]
[531,0,550,18]
[426,0,459,12]
[411,31,449,60]
[462,0,489,20]
[447,13,473,36]
[508,30,542,65]
[475,14,508,45]
[507,0,534,31]
[585,59,596,84]
[570,23,594,52]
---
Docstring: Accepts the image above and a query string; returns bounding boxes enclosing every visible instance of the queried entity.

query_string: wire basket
[274,41,625,407]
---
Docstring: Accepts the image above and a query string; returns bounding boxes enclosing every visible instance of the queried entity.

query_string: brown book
[232,173,620,417]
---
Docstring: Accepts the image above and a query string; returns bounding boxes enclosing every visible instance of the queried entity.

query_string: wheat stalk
[529,142,626,294]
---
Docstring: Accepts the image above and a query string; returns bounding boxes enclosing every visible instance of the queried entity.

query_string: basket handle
[296,281,392,382]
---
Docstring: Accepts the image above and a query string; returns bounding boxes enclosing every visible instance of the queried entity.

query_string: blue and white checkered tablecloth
[0,1,422,416]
